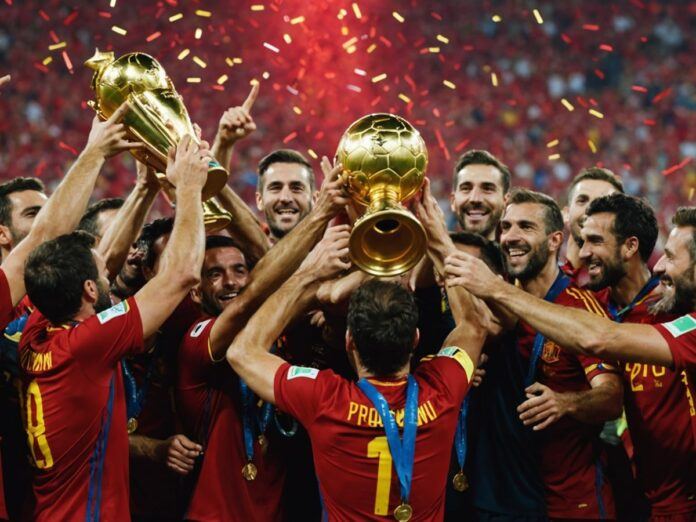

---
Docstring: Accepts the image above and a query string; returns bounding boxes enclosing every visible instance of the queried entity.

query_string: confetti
[48,42,66,51]
[398,93,411,103]
[42,56,53,65]
[146,31,161,42]
[443,80,456,89]
[561,98,575,111]
[652,88,672,103]
[250,5,265,11]
[428,47,440,53]
[371,73,387,83]
[169,13,183,22]
[194,28,203,39]
[192,56,207,68]
[491,72,498,87]
[492,15,502,23]
[59,141,78,156]
[599,44,613,52]
[352,3,362,19]
[589,109,604,119]
[109,0,116,7]
[263,42,280,53]
[588,139,597,153]
[662,157,693,176]
[582,24,600,31]
[283,131,298,143]
[177,49,190,60]
[293,106,302,114]
[548,153,560,161]
[532,9,543,24]
[217,75,228,85]
[354,68,366,76]
[367,44,377,53]
[111,25,127,36]
[195,9,212,18]
[290,16,305,25]
[343,37,358,49]
[283,34,292,44]
[546,139,559,148]
[186,78,202,83]
[690,187,695,201]
[631,85,648,93]
[392,11,405,23]
[436,34,449,44]
[307,149,318,160]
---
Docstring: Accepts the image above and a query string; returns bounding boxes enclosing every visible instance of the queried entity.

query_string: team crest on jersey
[97,301,128,324]
[287,366,319,380]
[541,340,561,364]
[663,314,696,338]
[190,319,212,338]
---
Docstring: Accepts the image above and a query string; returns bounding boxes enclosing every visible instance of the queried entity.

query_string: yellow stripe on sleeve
[437,346,474,382]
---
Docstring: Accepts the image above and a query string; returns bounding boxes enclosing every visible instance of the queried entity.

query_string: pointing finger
[242,82,260,112]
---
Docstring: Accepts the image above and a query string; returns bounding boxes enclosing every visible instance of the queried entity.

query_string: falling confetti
[532,9,543,24]
[662,158,693,176]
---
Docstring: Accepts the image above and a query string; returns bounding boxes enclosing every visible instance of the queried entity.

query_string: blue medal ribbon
[357,375,419,503]
[607,275,659,323]
[454,395,470,472]
[240,379,275,462]
[524,270,571,387]
[122,352,158,420]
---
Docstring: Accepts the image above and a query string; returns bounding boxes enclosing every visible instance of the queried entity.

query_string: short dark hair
[567,167,624,201]
[0,177,46,227]
[507,188,564,234]
[453,149,511,194]
[449,231,505,275]
[78,198,125,237]
[347,280,418,376]
[257,149,315,191]
[672,207,696,263]
[25,231,97,324]
[586,194,657,262]
[137,218,174,270]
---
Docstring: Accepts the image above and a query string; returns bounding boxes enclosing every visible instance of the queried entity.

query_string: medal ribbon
[454,395,470,471]
[524,270,571,387]
[357,375,419,503]
[240,379,274,463]
[607,275,659,323]
[122,351,158,420]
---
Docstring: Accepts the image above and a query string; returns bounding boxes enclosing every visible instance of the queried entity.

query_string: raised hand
[444,250,502,299]
[413,178,449,246]
[314,156,350,219]
[165,134,209,191]
[85,102,145,158]
[215,83,259,146]
[298,224,352,281]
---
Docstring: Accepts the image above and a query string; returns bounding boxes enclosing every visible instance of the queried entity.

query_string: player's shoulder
[657,313,696,339]
[418,346,475,381]
[559,284,607,315]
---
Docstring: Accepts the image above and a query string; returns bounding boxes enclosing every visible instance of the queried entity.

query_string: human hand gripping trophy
[85,50,231,231]
[336,114,428,277]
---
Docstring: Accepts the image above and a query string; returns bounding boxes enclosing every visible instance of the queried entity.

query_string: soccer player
[17,134,207,521]
[78,198,124,239]
[177,163,348,521]
[0,177,47,262]
[450,149,511,240]
[226,256,487,521]
[562,167,623,278]
[478,188,623,519]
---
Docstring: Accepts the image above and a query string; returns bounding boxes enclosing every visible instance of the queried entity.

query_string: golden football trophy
[336,113,428,276]
[85,50,232,231]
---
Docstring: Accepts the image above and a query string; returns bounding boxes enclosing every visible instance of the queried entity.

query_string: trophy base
[350,207,426,277]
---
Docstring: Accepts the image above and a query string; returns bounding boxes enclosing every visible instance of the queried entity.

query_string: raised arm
[226,228,351,403]
[98,161,160,279]
[2,104,143,305]
[210,82,258,169]
[445,251,674,366]
[134,135,206,338]
[207,163,349,360]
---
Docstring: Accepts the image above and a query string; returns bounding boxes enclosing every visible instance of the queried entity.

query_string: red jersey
[0,269,12,520]
[654,313,696,374]
[517,283,617,519]
[18,298,144,522]
[177,316,285,522]
[617,294,696,516]
[273,346,475,521]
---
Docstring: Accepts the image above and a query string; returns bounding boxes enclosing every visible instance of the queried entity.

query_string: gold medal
[257,434,268,448]
[393,503,413,521]
[127,417,138,434]
[452,471,469,492]
[241,462,258,481]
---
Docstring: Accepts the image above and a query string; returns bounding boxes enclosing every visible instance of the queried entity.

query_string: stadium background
[0,0,693,240]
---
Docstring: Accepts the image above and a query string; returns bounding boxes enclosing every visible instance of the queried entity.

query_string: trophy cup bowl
[336,113,428,277]
[85,50,228,201]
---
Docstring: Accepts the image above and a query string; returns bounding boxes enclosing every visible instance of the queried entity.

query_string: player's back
[18,300,143,522]
[274,347,473,521]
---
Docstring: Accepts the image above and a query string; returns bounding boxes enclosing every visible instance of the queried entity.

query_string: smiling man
[255,149,316,244]
[450,150,511,240]
[0,178,48,262]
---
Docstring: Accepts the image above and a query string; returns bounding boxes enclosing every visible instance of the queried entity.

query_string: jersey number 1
[20,379,54,469]
[367,436,392,515]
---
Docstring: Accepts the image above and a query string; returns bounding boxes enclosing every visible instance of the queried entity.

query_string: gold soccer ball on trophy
[336,113,428,277]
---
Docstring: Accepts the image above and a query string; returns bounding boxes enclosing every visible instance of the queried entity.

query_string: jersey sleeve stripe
[437,346,474,381]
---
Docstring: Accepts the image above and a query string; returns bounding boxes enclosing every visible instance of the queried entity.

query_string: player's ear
[0,224,12,249]
[83,279,98,304]
[412,328,420,349]
[548,230,564,254]
[190,285,202,305]
[623,236,639,261]
[255,191,263,212]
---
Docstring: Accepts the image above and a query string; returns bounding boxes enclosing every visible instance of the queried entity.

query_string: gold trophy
[336,113,428,277]
[85,50,232,231]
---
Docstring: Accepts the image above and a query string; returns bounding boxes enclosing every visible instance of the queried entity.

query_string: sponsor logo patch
[97,301,128,324]
[663,314,696,338]
[287,366,319,380]
[190,319,212,338]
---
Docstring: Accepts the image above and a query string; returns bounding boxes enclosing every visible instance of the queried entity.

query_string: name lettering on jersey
[624,362,667,392]
[97,300,129,325]
[287,366,319,380]
[19,349,52,372]
[662,314,696,337]
[190,319,212,338]
[437,346,474,380]
[346,400,438,428]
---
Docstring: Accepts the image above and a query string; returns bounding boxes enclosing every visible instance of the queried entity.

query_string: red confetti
[61,51,73,74]
[662,157,693,176]
[49,30,59,43]
[283,131,298,144]
[582,24,600,31]
[58,141,78,156]
[652,88,672,103]
[594,69,605,80]
[643,119,656,126]
[454,139,470,152]
[561,33,572,44]
[63,11,78,26]
[98,11,112,18]
[33,63,49,73]
[631,85,648,93]
[38,10,50,21]
[146,31,162,42]
[431,12,442,21]
[599,44,613,52]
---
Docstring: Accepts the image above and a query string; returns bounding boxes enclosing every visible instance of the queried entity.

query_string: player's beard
[504,240,549,282]
[94,279,114,314]
[457,202,502,239]
[650,267,696,315]
[267,205,311,240]
[586,249,625,292]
